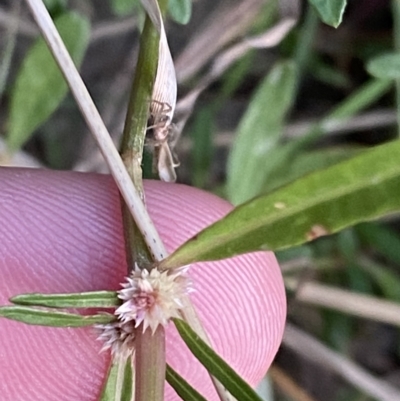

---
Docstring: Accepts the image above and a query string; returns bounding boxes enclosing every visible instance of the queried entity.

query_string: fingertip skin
[0,168,286,401]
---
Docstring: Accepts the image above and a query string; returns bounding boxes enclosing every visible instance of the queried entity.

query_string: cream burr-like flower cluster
[97,264,191,358]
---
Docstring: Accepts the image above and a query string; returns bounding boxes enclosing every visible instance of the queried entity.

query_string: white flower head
[115,264,192,334]
[96,320,136,359]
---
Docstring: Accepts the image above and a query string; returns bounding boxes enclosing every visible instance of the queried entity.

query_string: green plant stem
[119,0,169,272]
[118,2,168,401]
[135,326,166,401]
[119,0,170,271]
[392,0,400,137]
[120,14,161,192]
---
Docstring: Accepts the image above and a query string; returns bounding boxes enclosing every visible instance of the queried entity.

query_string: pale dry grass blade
[283,323,400,401]
[173,3,298,147]
[0,4,37,37]
[286,278,400,327]
[176,108,396,154]
[175,0,265,83]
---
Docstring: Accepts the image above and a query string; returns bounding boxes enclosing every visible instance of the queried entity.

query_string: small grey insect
[147,101,179,183]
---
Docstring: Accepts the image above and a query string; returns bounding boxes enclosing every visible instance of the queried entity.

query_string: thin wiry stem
[24,0,167,262]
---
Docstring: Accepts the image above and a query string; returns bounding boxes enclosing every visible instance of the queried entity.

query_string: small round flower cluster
[97,264,191,358]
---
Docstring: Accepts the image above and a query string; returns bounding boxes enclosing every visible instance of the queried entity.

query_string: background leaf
[190,106,214,188]
[367,53,400,79]
[227,61,296,205]
[359,259,400,302]
[7,11,90,150]
[110,0,140,16]
[168,0,192,25]
[0,306,114,327]
[173,319,263,401]
[43,0,67,14]
[308,0,347,28]
[356,223,400,266]
[163,140,400,268]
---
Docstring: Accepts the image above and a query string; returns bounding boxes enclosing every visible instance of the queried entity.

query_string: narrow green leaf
[308,0,347,28]
[166,365,207,401]
[100,357,133,401]
[367,53,400,80]
[324,78,392,121]
[0,305,114,327]
[173,319,263,401]
[168,0,192,24]
[10,291,119,308]
[162,140,400,268]
[7,11,90,150]
[227,61,296,205]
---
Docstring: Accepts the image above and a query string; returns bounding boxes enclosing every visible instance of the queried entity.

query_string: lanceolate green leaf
[162,140,400,268]
[10,290,119,308]
[100,357,133,401]
[308,0,347,28]
[0,305,114,327]
[173,319,263,401]
[8,11,90,150]
[166,365,207,401]
[227,61,296,205]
